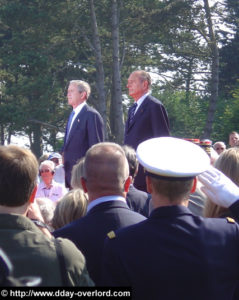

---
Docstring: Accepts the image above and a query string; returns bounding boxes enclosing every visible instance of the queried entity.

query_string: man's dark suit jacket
[126,184,151,217]
[124,95,170,191]
[63,104,104,188]
[102,205,239,300]
[53,200,146,285]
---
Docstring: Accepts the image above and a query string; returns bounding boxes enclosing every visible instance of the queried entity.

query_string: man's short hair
[0,145,38,207]
[133,70,151,89]
[84,142,129,194]
[150,177,194,204]
[122,145,138,178]
[229,131,239,136]
[70,80,91,99]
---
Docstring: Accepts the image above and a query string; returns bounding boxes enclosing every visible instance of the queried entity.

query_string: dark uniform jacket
[63,104,104,188]
[124,95,170,192]
[102,205,239,300]
[53,200,146,285]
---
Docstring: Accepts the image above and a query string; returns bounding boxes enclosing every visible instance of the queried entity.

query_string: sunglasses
[40,169,51,174]
[216,148,225,150]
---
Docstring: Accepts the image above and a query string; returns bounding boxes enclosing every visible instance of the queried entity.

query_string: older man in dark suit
[53,142,145,285]
[63,80,105,188]
[124,70,170,192]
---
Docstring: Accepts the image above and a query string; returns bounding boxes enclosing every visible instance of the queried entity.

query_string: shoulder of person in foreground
[55,237,94,286]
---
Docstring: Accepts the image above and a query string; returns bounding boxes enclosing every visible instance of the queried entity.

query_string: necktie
[66,110,75,140]
[128,102,137,125]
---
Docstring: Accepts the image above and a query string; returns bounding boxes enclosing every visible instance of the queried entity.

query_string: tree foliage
[0,0,238,155]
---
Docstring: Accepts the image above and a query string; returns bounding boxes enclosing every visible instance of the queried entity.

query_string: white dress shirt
[87,195,126,213]
[69,102,86,133]
[134,92,150,114]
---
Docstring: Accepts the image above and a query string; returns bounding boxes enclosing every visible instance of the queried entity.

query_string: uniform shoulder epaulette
[107,231,116,239]
[226,217,235,224]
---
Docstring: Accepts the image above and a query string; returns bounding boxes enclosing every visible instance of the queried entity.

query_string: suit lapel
[126,97,149,132]
[65,105,88,146]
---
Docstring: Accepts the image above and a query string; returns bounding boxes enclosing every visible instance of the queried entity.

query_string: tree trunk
[0,125,5,145]
[89,0,108,139]
[110,0,124,144]
[201,0,219,139]
[30,124,43,158]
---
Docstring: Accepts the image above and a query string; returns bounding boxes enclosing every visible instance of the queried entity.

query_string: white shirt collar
[87,195,126,213]
[69,102,86,131]
[135,92,150,113]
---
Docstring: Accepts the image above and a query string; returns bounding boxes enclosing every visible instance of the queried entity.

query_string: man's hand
[198,167,239,208]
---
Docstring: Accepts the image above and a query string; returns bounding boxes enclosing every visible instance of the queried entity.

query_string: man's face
[67,83,85,109]
[229,133,239,147]
[51,158,59,166]
[127,72,148,101]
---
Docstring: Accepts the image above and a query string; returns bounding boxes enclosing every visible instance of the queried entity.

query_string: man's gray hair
[70,80,91,99]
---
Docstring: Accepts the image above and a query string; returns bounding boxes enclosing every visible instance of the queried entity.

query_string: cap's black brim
[145,170,195,181]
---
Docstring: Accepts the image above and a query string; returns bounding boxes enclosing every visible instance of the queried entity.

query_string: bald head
[83,143,129,198]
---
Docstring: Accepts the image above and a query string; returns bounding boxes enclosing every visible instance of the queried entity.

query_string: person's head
[136,137,210,208]
[204,147,239,218]
[127,70,151,101]
[67,80,91,109]
[213,141,226,155]
[0,145,38,208]
[39,160,55,184]
[229,131,239,147]
[71,157,85,190]
[38,153,49,165]
[81,143,130,201]
[51,189,88,230]
[48,152,62,166]
[35,197,55,229]
[122,145,138,180]
[200,139,218,165]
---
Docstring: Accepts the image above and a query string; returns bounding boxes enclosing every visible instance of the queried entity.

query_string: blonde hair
[70,157,85,189]
[204,147,239,218]
[51,189,88,230]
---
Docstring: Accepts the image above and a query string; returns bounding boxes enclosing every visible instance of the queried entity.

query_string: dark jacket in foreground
[124,95,170,192]
[53,200,146,285]
[102,205,239,300]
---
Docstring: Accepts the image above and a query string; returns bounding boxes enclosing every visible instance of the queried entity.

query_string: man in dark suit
[102,137,239,300]
[122,145,152,217]
[124,70,170,192]
[53,142,146,285]
[63,80,104,188]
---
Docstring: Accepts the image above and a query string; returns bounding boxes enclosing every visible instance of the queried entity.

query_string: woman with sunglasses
[35,160,67,204]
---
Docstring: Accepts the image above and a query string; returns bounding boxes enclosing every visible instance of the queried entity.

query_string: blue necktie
[128,102,137,125]
[66,110,75,140]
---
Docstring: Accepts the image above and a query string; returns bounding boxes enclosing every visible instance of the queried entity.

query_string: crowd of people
[1,70,239,299]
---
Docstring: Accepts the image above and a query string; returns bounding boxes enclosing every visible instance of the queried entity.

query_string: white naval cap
[136,137,210,179]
